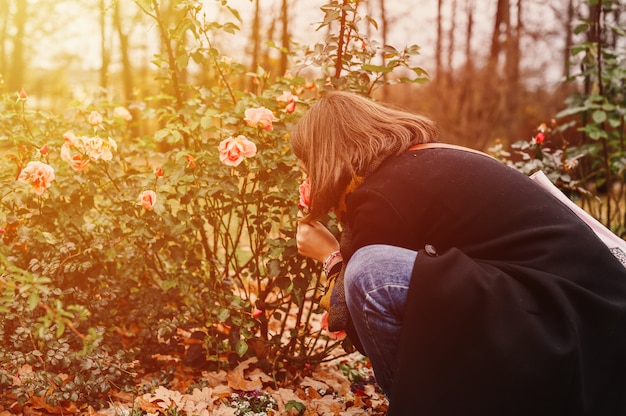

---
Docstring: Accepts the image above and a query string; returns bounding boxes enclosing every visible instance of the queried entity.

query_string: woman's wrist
[322,250,343,275]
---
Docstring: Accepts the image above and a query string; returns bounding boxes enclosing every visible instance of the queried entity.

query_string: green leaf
[556,106,587,119]
[154,128,171,141]
[574,23,589,35]
[234,339,248,357]
[217,308,230,322]
[176,54,190,72]
[226,5,242,23]
[27,291,39,311]
[592,110,607,124]
[361,64,392,73]
[161,279,178,291]
[285,400,306,414]
[56,321,66,338]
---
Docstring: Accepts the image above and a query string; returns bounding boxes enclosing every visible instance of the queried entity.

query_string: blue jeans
[344,244,417,396]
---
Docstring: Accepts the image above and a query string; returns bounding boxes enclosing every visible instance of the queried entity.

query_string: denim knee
[344,244,417,307]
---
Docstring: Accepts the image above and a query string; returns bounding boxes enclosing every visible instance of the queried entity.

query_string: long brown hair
[291,91,439,221]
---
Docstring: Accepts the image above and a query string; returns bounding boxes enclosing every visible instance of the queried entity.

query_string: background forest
[0,0,625,414]
[0,0,612,148]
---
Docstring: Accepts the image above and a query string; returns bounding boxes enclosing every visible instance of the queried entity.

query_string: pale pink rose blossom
[17,161,55,195]
[61,132,90,171]
[218,135,257,167]
[88,111,103,127]
[83,136,117,161]
[277,91,298,114]
[113,106,132,121]
[61,132,116,170]
[244,107,275,131]
[277,91,295,103]
[139,190,157,210]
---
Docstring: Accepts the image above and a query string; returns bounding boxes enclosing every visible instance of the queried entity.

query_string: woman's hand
[296,221,340,263]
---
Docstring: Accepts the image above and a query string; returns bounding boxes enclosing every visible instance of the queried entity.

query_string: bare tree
[505,0,521,86]
[112,0,133,103]
[446,0,457,85]
[563,0,575,79]
[0,0,9,84]
[7,0,26,92]
[464,0,475,73]
[435,0,443,82]
[378,0,389,100]
[278,0,289,77]
[249,0,261,89]
[99,0,110,89]
[489,0,510,68]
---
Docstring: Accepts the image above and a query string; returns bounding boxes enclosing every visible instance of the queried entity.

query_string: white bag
[530,170,626,267]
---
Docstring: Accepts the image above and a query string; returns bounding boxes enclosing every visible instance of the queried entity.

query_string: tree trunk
[464,0,474,73]
[379,0,388,100]
[489,0,510,66]
[279,0,289,77]
[446,0,457,85]
[99,0,109,89]
[563,0,574,79]
[7,0,26,92]
[505,0,520,86]
[113,0,133,102]
[435,0,443,83]
[112,0,139,138]
[250,0,261,90]
[0,0,10,83]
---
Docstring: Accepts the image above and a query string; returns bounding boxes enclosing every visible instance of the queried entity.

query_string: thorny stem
[333,0,361,87]
[333,1,348,83]
[20,100,36,142]
[201,13,237,106]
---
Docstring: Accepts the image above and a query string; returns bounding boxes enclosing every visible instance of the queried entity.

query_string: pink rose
[252,308,263,318]
[285,100,296,114]
[320,311,347,341]
[244,107,275,131]
[140,190,156,210]
[17,161,55,195]
[83,136,117,161]
[113,106,132,121]
[61,133,91,171]
[298,178,311,211]
[535,131,545,144]
[218,135,257,167]
[61,131,116,170]
[277,91,296,103]
[88,111,103,127]
[277,91,297,114]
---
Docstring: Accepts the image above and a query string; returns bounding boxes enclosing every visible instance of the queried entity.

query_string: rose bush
[0,0,428,408]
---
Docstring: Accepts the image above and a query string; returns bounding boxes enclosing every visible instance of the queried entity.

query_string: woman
[293,91,626,415]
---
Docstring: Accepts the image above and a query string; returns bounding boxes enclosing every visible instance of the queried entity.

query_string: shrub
[0,0,426,407]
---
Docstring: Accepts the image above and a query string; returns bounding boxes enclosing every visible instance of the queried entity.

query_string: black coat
[340,146,626,415]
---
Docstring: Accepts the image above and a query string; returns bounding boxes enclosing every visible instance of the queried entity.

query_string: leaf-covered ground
[0,352,388,416]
